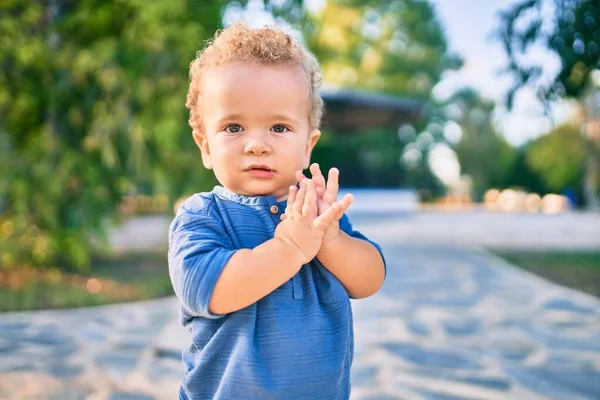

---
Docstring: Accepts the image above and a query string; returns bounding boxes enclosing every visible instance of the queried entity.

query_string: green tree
[306,0,460,99]
[446,89,517,200]
[526,122,586,193]
[0,0,224,269]
[504,146,551,196]
[497,0,600,104]
[496,0,600,208]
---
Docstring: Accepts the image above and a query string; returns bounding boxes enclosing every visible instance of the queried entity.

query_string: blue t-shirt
[168,186,385,400]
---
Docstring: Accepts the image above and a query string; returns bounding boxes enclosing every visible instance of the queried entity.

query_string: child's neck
[220,185,289,202]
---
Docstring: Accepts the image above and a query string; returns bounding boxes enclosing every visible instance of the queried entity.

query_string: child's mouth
[247,165,274,178]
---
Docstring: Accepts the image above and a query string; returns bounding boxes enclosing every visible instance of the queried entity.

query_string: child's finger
[293,180,306,217]
[335,193,354,219]
[325,168,339,201]
[313,202,340,231]
[295,170,307,183]
[302,180,317,218]
[309,163,326,192]
[285,185,297,217]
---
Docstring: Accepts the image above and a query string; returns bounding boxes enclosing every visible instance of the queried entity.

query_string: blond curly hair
[185,23,324,135]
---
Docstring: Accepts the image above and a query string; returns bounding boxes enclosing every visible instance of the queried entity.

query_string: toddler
[168,23,386,400]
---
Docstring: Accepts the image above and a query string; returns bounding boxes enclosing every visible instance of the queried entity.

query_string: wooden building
[320,88,423,132]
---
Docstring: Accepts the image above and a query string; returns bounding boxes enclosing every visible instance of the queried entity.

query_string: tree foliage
[526,122,586,191]
[306,0,460,99]
[496,0,600,108]
[0,0,224,269]
[496,0,600,208]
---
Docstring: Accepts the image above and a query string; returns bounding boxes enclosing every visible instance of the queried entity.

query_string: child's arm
[170,218,304,318]
[293,164,385,299]
[207,239,304,315]
[316,230,385,299]
[169,181,342,317]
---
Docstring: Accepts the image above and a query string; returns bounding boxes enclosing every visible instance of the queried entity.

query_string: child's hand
[274,179,341,264]
[295,164,354,251]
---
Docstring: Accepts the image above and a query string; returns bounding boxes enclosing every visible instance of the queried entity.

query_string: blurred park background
[2,1,600,399]
[2,0,599,311]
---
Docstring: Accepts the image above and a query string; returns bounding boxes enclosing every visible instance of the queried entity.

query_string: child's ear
[303,129,321,169]
[192,130,213,169]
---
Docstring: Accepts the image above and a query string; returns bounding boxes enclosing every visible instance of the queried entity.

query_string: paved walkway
[2,216,600,399]
[109,210,600,252]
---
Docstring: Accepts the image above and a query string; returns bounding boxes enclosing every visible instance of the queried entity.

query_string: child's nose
[244,134,271,155]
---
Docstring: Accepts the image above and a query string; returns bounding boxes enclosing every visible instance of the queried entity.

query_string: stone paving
[108,210,600,252]
[349,242,600,400]
[362,210,600,250]
[2,214,600,399]
[0,298,175,400]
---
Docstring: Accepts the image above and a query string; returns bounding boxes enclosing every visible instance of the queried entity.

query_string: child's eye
[224,124,243,134]
[271,125,289,134]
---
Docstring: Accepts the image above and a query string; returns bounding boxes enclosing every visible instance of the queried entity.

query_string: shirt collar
[212,185,288,207]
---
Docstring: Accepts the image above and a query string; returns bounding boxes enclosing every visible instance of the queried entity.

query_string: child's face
[194,63,320,199]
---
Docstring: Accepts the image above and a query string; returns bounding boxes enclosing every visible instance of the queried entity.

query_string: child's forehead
[201,63,310,102]
[203,62,307,86]
[199,63,311,122]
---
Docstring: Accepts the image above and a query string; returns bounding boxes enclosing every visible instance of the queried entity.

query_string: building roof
[320,88,424,132]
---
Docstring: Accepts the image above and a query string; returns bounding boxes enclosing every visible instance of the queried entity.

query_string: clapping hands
[279,164,354,257]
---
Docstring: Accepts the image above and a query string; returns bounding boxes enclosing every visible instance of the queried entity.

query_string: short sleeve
[338,213,387,278]
[168,200,237,319]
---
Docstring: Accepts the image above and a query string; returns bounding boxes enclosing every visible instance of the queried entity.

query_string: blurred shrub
[526,122,586,193]
[0,1,223,270]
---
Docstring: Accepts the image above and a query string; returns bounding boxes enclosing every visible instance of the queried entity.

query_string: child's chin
[237,179,290,198]
[240,185,278,197]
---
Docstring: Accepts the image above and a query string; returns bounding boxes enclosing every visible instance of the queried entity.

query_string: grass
[0,249,173,312]
[493,250,600,298]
